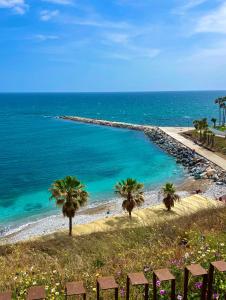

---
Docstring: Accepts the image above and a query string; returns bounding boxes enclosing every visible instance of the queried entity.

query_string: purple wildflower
[120,288,125,297]
[177,295,183,300]
[156,280,161,287]
[160,289,166,295]
[213,293,219,299]
[170,259,177,265]
[195,282,203,289]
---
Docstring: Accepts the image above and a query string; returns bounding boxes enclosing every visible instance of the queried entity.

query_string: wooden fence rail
[0,260,225,299]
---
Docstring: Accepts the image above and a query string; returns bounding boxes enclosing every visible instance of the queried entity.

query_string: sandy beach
[1,177,225,245]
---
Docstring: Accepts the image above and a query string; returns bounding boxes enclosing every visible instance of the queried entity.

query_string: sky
[0,0,226,92]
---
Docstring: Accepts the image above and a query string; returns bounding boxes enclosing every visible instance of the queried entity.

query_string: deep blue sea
[0,91,224,227]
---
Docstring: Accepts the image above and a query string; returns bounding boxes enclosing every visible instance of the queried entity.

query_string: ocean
[0,91,223,229]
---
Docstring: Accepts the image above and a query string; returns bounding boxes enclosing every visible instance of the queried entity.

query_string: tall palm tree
[193,118,209,142]
[193,119,201,140]
[200,118,208,142]
[215,97,226,126]
[162,183,180,211]
[115,178,144,218]
[220,102,226,126]
[49,176,88,236]
[215,97,223,126]
[211,118,217,128]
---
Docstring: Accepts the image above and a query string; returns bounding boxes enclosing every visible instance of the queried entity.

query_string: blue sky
[0,0,226,92]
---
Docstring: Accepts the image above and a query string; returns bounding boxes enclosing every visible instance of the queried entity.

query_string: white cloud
[40,9,59,21]
[195,1,226,33]
[0,0,28,14]
[115,0,151,7]
[173,0,207,15]
[65,17,130,29]
[187,41,226,60]
[106,46,160,61]
[42,0,73,5]
[34,34,59,41]
[103,33,129,45]
[176,40,226,75]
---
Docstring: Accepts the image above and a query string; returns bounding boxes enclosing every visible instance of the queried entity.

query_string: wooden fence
[0,260,225,299]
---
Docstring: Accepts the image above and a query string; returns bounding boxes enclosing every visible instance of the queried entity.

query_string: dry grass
[0,205,225,299]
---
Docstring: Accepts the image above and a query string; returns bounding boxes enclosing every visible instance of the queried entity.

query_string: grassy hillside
[0,205,225,299]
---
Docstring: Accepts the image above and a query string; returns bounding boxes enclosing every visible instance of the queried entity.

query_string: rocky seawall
[59,116,152,131]
[59,116,226,186]
[145,128,226,185]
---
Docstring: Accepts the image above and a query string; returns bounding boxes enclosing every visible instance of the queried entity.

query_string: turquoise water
[0,91,224,226]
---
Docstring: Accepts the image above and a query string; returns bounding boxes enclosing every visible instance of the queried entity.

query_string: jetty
[59,115,154,131]
[59,116,226,176]
[160,127,226,171]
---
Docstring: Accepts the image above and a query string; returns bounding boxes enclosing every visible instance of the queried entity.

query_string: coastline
[60,116,226,172]
[1,177,225,245]
[1,116,225,244]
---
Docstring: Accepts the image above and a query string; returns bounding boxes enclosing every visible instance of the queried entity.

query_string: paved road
[209,128,226,137]
[160,127,226,171]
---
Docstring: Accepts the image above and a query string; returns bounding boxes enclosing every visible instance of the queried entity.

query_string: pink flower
[195,282,203,289]
[160,289,166,295]
[213,293,219,299]
[120,288,125,297]
[156,280,161,287]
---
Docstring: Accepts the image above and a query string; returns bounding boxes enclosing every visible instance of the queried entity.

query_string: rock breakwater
[145,128,226,185]
[59,116,152,131]
[59,116,226,186]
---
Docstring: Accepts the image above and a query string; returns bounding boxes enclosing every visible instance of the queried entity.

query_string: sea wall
[145,128,226,185]
[59,116,152,131]
[59,116,226,185]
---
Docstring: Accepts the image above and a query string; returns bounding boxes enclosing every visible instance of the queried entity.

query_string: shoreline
[60,116,226,169]
[1,116,225,244]
[61,116,226,180]
[1,177,225,245]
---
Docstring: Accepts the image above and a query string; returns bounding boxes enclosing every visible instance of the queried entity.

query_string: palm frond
[115,178,144,216]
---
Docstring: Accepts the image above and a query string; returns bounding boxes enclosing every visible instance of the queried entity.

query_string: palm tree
[194,118,208,142]
[49,176,88,236]
[193,119,201,140]
[115,178,144,218]
[215,98,221,125]
[220,102,226,126]
[162,183,180,211]
[211,118,217,128]
[215,97,224,126]
[215,97,226,126]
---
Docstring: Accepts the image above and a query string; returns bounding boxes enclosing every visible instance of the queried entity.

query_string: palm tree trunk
[219,105,221,126]
[223,108,226,126]
[129,211,132,218]
[69,216,72,236]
